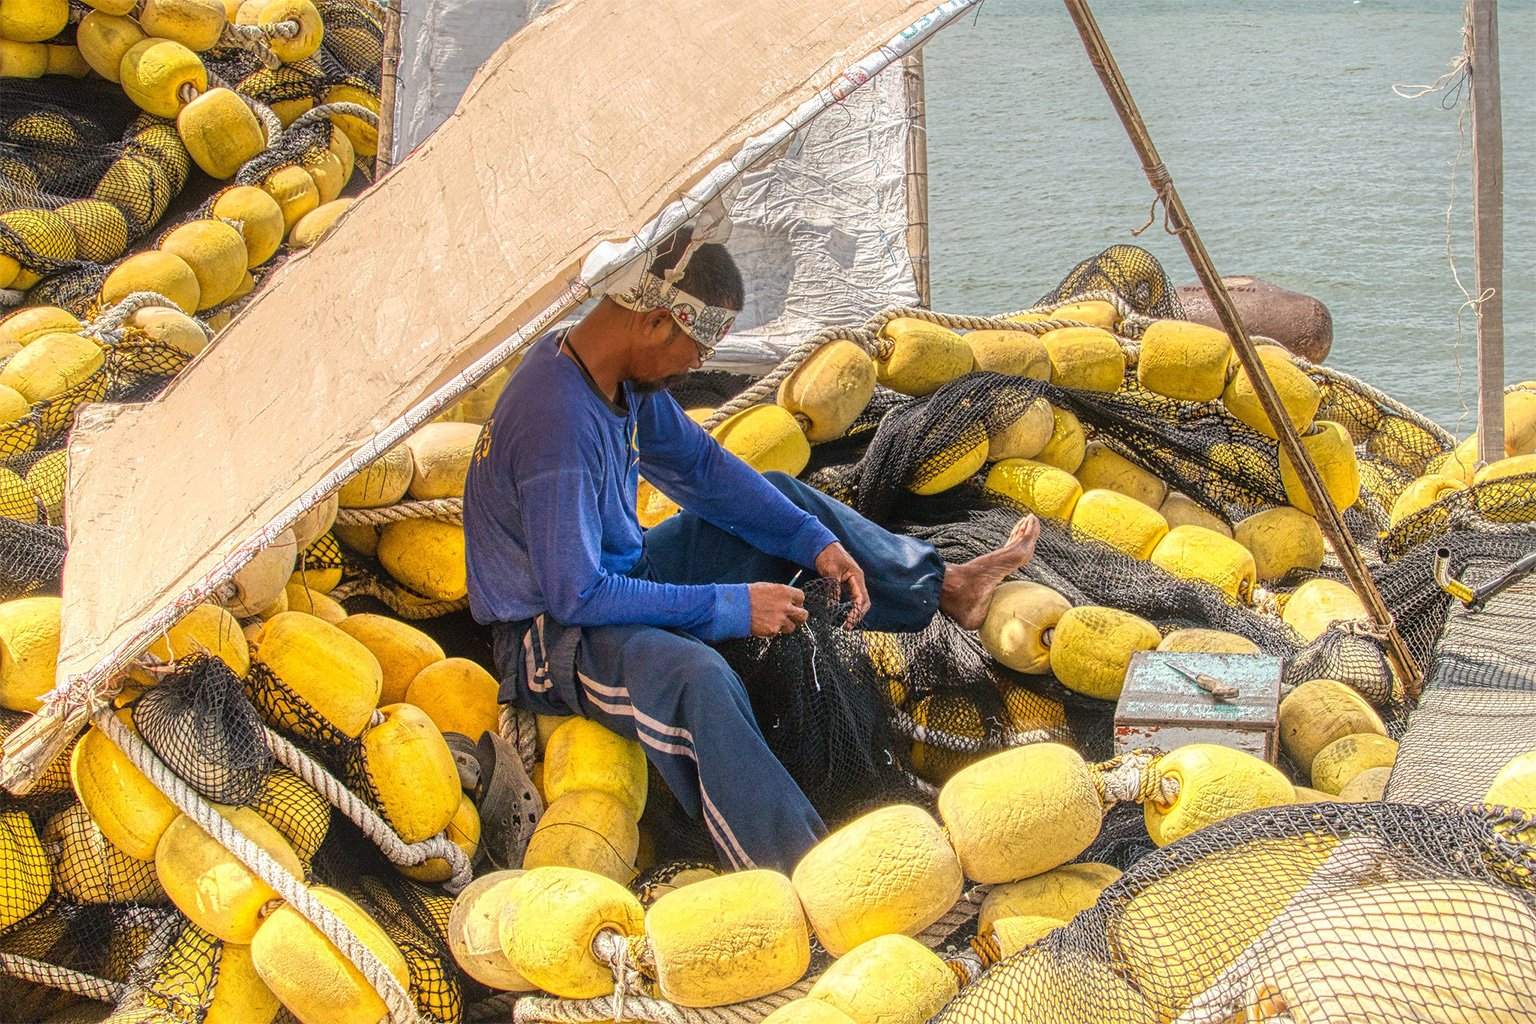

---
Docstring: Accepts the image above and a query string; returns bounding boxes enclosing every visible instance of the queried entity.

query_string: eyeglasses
[671,316,716,362]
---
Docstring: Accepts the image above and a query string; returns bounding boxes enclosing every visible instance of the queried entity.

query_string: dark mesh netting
[1382,470,1536,561]
[1387,689,1536,807]
[1032,244,1184,320]
[933,802,1536,1024]
[242,657,359,750]
[718,579,916,815]
[131,655,275,807]
[0,901,145,1022]
[839,371,1291,527]
[1,82,185,298]
[354,876,464,1024]
[0,518,65,598]
[134,918,222,1023]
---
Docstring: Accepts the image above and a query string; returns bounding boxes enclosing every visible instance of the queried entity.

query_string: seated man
[463,229,1038,872]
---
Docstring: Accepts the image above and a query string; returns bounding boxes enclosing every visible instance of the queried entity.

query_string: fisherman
[463,228,1040,872]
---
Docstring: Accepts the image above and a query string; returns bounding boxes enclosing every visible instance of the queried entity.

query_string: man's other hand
[815,542,871,629]
[748,582,809,637]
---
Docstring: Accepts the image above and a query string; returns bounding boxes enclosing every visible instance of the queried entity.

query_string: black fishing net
[134,918,221,1023]
[1,84,189,305]
[1033,244,1184,321]
[0,518,65,598]
[354,876,464,1024]
[1382,471,1536,561]
[0,900,139,1022]
[933,802,1536,1024]
[242,657,358,751]
[131,655,275,807]
[721,579,915,811]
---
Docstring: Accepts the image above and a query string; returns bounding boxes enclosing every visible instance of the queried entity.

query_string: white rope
[260,722,473,892]
[498,703,540,776]
[0,954,126,1004]
[217,20,302,69]
[86,292,213,345]
[335,499,463,527]
[291,102,380,132]
[94,710,422,1024]
[1091,749,1164,807]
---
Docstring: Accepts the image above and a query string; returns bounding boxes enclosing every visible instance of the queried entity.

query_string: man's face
[629,316,724,394]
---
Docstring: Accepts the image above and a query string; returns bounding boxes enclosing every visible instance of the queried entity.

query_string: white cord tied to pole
[93,710,423,1024]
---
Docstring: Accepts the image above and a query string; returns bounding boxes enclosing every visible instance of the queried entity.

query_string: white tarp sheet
[53,0,977,699]
[393,0,920,371]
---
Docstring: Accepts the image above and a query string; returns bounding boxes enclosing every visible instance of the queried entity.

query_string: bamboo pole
[375,0,404,174]
[1468,0,1505,464]
[1060,0,1424,696]
[903,52,932,308]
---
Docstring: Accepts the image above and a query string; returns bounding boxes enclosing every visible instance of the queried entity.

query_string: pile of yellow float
[1,0,373,311]
[1385,384,1536,529]
[0,301,211,519]
[0,557,499,1021]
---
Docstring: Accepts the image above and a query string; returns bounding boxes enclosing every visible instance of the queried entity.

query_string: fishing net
[1034,244,1183,321]
[0,900,138,1022]
[1,0,383,314]
[131,655,275,807]
[355,876,466,1024]
[933,802,1536,1024]
[1382,470,1536,560]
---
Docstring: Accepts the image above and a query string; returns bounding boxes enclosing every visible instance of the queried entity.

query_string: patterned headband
[608,270,738,349]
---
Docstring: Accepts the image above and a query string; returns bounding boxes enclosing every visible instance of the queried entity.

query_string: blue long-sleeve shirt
[463,331,837,642]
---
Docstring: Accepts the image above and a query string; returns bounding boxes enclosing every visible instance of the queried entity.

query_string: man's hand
[815,542,871,629]
[748,582,809,637]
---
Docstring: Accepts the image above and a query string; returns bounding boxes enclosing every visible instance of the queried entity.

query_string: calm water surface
[924,0,1534,434]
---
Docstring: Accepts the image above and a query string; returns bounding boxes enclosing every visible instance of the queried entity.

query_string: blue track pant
[497,473,944,872]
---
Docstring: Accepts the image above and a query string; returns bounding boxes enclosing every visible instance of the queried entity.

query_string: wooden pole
[1468,0,1505,464]
[375,0,404,174]
[1060,0,1424,696]
[903,52,932,308]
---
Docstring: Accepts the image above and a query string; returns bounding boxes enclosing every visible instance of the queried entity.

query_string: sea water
[924,0,1534,434]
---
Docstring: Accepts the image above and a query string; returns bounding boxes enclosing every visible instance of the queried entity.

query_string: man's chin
[630,374,689,395]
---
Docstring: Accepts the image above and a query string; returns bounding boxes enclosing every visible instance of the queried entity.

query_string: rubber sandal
[471,728,543,871]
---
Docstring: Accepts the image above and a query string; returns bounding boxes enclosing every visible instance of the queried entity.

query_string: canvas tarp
[53,0,976,696]
[391,0,921,370]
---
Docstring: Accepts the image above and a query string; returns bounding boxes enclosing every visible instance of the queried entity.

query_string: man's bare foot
[939,514,1041,630]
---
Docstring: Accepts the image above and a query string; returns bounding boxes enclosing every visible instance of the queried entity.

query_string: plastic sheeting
[52,0,977,700]
[392,0,920,370]
[392,0,561,158]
